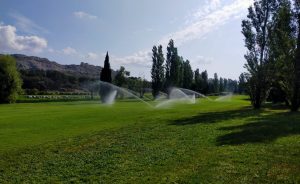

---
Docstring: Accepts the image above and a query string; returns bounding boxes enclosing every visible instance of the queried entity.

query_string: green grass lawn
[0,96,299,183]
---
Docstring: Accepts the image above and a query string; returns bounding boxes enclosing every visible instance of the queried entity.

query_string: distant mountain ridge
[5,54,116,79]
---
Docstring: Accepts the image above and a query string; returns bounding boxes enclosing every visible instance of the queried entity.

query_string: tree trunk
[254,86,262,109]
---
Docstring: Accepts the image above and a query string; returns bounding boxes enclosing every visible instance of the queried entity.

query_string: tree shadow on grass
[216,111,300,145]
[169,107,261,126]
[169,106,300,145]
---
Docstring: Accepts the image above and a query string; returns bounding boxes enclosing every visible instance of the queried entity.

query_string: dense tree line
[151,39,239,98]
[20,69,92,92]
[99,53,151,99]
[242,0,300,111]
[113,66,150,98]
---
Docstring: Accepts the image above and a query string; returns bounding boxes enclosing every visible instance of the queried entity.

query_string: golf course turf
[0,96,299,183]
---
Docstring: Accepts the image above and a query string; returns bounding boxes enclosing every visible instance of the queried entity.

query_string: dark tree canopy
[289,0,300,111]
[201,70,209,94]
[238,73,247,94]
[0,55,22,103]
[100,52,112,83]
[182,60,193,89]
[193,69,202,92]
[213,73,219,94]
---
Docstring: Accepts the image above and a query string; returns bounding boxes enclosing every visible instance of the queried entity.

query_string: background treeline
[20,67,151,97]
[242,0,300,111]
[9,54,150,96]
[20,69,95,94]
[151,39,245,97]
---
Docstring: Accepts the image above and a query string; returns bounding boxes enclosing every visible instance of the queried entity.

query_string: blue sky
[0,0,253,80]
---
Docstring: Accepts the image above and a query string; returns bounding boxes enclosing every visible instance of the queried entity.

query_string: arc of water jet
[93,80,154,108]
[178,88,212,101]
[155,88,196,108]
[126,88,153,101]
[215,93,233,101]
[118,87,154,108]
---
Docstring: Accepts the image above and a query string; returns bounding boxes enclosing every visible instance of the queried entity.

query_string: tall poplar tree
[201,70,209,94]
[151,45,165,97]
[182,60,193,89]
[242,0,277,108]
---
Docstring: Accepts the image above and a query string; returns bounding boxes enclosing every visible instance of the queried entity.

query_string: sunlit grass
[0,96,299,183]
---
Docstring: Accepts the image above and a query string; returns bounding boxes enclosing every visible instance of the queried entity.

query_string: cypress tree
[100,52,112,83]
[99,52,113,103]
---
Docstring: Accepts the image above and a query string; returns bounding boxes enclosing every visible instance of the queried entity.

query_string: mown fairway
[0,96,299,183]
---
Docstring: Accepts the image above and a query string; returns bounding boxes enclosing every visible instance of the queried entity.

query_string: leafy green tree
[242,0,276,109]
[151,45,165,97]
[291,0,300,111]
[126,76,151,98]
[114,66,129,87]
[0,55,22,103]
[182,60,193,89]
[268,0,300,111]
[268,0,294,105]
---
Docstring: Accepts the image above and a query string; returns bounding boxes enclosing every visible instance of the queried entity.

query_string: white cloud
[60,47,99,62]
[73,11,98,20]
[48,48,55,53]
[10,12,49,34]
[111,51,152,67]
[86,52,98,60]
[185,0,221,24]
[62,47,78,55]
[159,0,252,46]
[0,24,47,53]
[194,56,214,65]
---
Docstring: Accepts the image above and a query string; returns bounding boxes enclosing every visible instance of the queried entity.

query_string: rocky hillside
[9,54,116,79]
[0,54,118,92]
